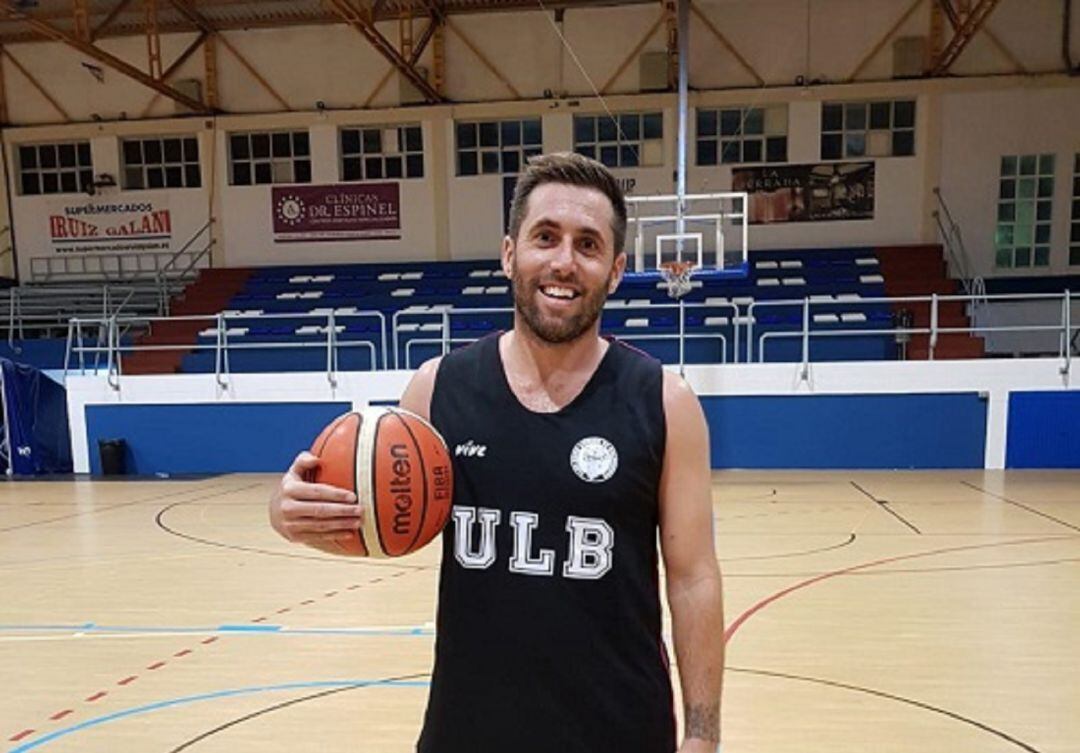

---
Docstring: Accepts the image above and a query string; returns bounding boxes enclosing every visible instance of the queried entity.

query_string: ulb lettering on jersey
[452,507,501,569]
[451,506,614,579]
[508,511,555,576]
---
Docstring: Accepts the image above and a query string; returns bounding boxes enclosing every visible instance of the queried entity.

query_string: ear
[608,250,627,294]
[500,235,515,278]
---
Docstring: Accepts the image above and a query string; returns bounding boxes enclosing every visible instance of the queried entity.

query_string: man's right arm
[398,356,441,421]
[268,357,442,552]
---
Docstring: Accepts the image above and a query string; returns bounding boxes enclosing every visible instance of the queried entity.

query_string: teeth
[542,286,576,299]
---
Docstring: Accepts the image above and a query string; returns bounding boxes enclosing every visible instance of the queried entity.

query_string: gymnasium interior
[0,1,1077,751]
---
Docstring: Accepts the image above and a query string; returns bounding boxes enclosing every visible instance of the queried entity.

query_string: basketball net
[659,260,695,299]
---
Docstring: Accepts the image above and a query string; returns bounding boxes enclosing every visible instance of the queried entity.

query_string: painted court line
[0,623,434,642]
[726,534,1074,643]
[7,680,430,752]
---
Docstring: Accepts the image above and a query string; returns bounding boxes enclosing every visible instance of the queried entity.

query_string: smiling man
[270,152,724,753]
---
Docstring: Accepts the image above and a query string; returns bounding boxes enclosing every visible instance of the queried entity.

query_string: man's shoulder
[660,369,704,430]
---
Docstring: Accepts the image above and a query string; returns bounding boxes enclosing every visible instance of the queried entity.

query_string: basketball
[307,407,453,558]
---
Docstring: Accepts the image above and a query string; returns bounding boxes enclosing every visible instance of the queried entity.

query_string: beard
[511,262,613,345]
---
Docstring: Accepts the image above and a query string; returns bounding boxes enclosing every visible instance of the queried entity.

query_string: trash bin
[98,439,127,476]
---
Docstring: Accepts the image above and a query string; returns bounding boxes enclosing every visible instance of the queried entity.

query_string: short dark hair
[507,152,627,254]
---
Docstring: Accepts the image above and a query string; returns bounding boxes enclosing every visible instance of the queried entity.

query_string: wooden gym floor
[1,470,1077,752]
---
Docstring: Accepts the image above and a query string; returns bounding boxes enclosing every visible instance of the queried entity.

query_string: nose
[549,236,575,276]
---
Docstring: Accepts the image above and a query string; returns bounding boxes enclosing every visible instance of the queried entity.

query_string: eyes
[531,228,602,256]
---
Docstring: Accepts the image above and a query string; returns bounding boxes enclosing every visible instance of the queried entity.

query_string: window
[17,141,93,195]
[573,112,662,168]
[341,124,423,181]
[821,100,915,160]
[228,130,311,186]
[456,118,541,176]
[696,105,787,165]
[1071,154,1080,267]
[996,154,1054,269]
[122,136,200,190]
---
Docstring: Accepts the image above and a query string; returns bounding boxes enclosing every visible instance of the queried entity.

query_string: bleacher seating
[171,247,894,373]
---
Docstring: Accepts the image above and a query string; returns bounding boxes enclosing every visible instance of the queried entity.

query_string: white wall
[65,356,1080,473]
[6,119,214,280]
[939,83,1080,279]
[1,0,1078,277]
[1,0,1072,119]
[214,110,443,267]
[0,134,11,278]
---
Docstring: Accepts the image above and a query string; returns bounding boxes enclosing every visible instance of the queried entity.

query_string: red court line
[276,607,292,614]
[84,691,107,702]
[201,636,218,645]
[252,616,268,623]
[146,661,166,670]
[174,649,193,658]
[49,710,73,721]
[725,535,1074,644]
[117,675,138,686]
[9,729,35,742]
[324,590,338,597]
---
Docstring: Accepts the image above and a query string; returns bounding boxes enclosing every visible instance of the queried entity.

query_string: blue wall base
[701,393,987,469]
[85,402,352,475]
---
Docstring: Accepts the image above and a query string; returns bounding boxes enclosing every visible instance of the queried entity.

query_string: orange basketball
[307,407,453,558]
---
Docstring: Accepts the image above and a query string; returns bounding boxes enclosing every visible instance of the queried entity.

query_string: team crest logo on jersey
[570,436,618,483]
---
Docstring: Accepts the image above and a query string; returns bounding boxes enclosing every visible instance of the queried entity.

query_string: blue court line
[0,623,433,637]
[8,679,429,753]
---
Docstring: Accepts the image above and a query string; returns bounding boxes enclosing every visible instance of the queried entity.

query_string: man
[270,152,724,753]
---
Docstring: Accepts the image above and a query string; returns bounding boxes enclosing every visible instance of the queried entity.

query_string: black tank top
[418,332,674,753]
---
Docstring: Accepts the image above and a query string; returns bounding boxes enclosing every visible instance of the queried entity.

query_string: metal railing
[933,187,985,302]
[60,291,1078,386]
[392,302,736,371]
[30,249,203,283]
[3,283,159,346]
[29,219,214,288]
[749,290,1076,380]
[154,219,215,315]
[65,310,388,389]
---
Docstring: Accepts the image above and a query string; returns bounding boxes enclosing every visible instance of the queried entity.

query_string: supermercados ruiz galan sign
[48,200,173,255]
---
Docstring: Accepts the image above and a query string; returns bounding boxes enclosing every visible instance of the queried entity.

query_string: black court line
[164,672,431,753]
[850,481,922,534]
[962,481,1080,533]
[727,666,1043,752]
[0,480,248,534]
[721,533,856,562]
[154,501,432,571]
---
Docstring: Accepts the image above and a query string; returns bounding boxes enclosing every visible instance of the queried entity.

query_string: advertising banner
[732,162,875,224]
[272,183,401,242]
[47,199,172,254]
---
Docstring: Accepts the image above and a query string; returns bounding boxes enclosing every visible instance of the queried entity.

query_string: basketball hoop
[659,260,695,299]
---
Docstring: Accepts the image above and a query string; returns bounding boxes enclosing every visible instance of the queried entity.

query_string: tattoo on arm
[684,703,720,742]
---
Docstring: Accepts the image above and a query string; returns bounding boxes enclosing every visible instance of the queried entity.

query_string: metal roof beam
[936,0,1024,73]
[92,0,136,42]
[0,45,70,121]
[931,0,1004,74]
[327,0,443,103]
[0,0,210,112]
